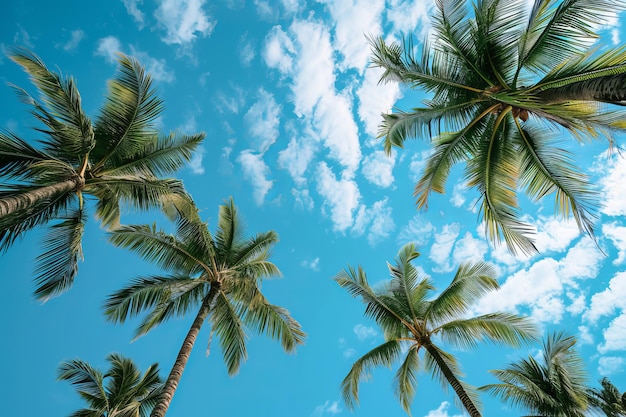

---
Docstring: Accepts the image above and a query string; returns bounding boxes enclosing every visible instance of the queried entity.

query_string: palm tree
[104,197,306,417]
[588,377,626,416]
[58,353,163,417]
[0,48,204,300]
[480,332,589,416]
[370,0,626,254]
[335,243,538,417]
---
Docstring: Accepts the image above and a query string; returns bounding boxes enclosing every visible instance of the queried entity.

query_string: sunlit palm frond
[426,261,498,325]
[107,223,206,275]
[104,276,204,325]
[215,197,243,262]
[9,48,95,159]
[103,132,205,177]
[89,176,186,211]
[341,340,403,410]
[91,54,163,170]
[240,290,306,353]
[33,209,85,300]
[437,313,539,350]
[212,291,248,375]
[394,346,420,415]
[231,230,280,270]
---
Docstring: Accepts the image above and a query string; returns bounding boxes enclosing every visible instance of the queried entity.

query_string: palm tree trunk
[150,287,218,417]
[0,178,79,218]
[423,343,482,417]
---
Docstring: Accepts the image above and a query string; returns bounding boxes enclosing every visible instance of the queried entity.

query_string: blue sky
[1,1,626,416]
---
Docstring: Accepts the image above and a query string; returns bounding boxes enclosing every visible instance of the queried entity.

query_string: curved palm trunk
[424,343,482,417]
[150,286,219,417]
[0,178,79,218]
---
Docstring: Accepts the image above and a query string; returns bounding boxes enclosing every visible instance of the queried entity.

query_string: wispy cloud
[122,0,146,28]
[423,401,464,417]
[313,400,342,416]
[352,198,395,245]
[244,89,281,153]
[598,356,625,376]
[59,29,84,52]
[95,36,122,63]
[154,0,216,45]
[353,323,377,341]
[129,46,175,83]
[14,25,34,48]
[237,151,273,205]
[315,162,360,232]
[301,257,320,271]
[361,150,395,188]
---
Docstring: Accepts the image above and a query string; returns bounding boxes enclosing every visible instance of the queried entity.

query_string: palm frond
[107,224,207,275]
[91,54,163,171]
[426,261,498,325]
[103,275,204,325]
[211,291,248,375]
[340,340,403,410]
[437,312,539,350]
[0,131,51,178]
[58,359,108,408]
[9,48,95,159]
[393,345,420,414]
[33,208,85,301]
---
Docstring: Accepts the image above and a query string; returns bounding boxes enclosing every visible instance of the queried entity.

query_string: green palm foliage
[104,197,306,417]
[0,48,204,300]
[371,0,626,254]
[58,353,163,417]
[480,332,589,416]
[588,377,626,416]
[335,243,538,417]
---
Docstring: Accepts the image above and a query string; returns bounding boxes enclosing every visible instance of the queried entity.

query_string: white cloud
[452,232,488,267]
[361,150,395,188]
[409,150,434,182]
[352,198,395,245]
[14,25,34,49]
[239,34,255,65]
[429,223,460,271]
[154,0,215,45]
[278,136,317,186]
[533,216,581,253]
[313,400,342,416]
[301,257,320,271]
[95,36,122,63]
[129,47,176,83]
[237,151,273,205]
[292,188,314,211]
[343,347,356,358]
[397,216,434,247]
[611,28,620,45]
[599,314,626,354]
[122,0,145,27]
[61,29,84,52]
[598,356,625,376]
[318,0,385,71]
[244,89,281,153]
[578,325,594,345]
[357,66,402,139]
[188,147,205,175]
[316,162,360,232]
[450,183,467,208]
[263,26,295,75]
[585,271,626,323]
[423,401,463,417]
[386,0,434,37]
[603,222,626,264]
[353,324,377,341]
[600,154,626,216]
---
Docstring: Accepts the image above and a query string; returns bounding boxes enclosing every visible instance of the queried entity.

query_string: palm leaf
[211,291,248,375]
[340,340,403,410]
[393,345,420,414]
[33,208,85,300]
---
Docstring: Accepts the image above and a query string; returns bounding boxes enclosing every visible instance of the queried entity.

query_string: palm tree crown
[58,353,163,417]
[480,332,590,416]
[371,0,626,254]
[0,48,204,300]
[104,197,305,417]
[335,243,538,416]
[588,377,626,417]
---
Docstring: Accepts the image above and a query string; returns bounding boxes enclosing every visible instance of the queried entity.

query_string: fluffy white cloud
[599,314,626,354]
[154,0,215,45]
[352,198,395,245]
[188,147,205,175]
[95,36,122,63]
[598,356,626,376]
[423,401,463,417]
[397,216,434,247]
[263,26,295,75]
[585,271,626,323]
[353,324,377,341]
[361,150,395,188]
[278,136,317,186]
[450,183,467,208]
[600,154,626,216]
[244,89,281,153]
[386,0,434,36]
[292,188,314,211]
[452,232,488,267]
[318,0,385,71]
[316,162,360,232]
[533,216,581,253]
[603,222,626,264]
[429,223,460,271]
[128,47,175,83]
[237,151,273,205]
[123,0,145,27]
[357,66,402,140]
